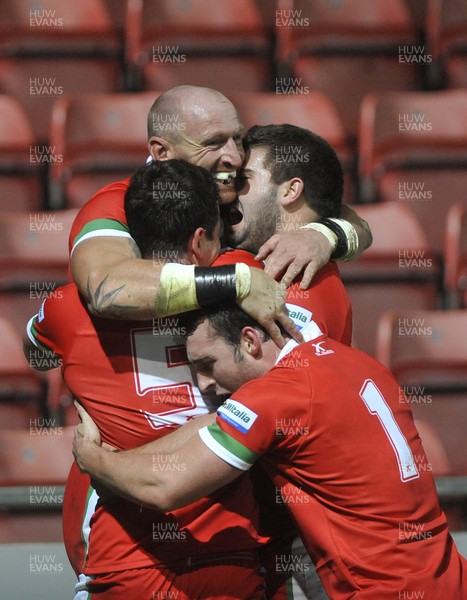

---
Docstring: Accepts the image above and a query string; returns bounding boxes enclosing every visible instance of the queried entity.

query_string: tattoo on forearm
[87,274,138,317]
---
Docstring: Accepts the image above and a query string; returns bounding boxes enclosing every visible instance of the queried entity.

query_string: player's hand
[237,268,303,348]
[74,400,101,446]
[73,427,100,475]
[73,400,102,473]
[256,230,333,289]
[73,402,116,501]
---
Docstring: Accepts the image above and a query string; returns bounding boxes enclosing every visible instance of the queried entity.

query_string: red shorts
[77,552,266,600]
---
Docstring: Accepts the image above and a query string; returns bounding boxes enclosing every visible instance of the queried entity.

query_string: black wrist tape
[194,265,237,307]
[318,218,348,260]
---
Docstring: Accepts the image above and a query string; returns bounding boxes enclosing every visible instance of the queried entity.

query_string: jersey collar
[276,321,324,364]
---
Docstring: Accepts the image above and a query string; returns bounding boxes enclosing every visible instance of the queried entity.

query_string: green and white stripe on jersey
[71,218,132,255]
[198,423,259,471]
[26,315,54,353]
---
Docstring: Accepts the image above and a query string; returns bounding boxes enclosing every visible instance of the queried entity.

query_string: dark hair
[182,303,270,357]
[125,159,220,260]
[243,124,343,218]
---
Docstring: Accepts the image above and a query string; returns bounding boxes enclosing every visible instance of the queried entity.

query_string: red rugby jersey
[200,325,466,599]
[27,283,267,575]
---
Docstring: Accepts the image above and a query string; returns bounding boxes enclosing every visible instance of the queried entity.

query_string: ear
[279,177,304,209]
[240,327,263,358]
[148,136,171,160]
[188,227,207,265]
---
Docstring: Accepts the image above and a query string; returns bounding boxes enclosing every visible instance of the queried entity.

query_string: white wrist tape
[327,218,359,261]
[155,264,197,317]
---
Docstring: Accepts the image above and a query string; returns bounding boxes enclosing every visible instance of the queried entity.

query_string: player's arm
[256,205,373,289]
[72,237,302,347]
[73,417,240,511]
[71,235,160,320]
[75,400,216,456]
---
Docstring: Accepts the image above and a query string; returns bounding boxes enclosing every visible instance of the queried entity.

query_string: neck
[142,251,187,264]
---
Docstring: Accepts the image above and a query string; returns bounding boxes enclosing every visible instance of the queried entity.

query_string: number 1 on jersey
[360,379,419,482]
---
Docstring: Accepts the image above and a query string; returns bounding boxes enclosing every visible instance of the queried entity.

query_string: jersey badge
[286,304,312,331]
[312,340,334,356]
[218,399,258,434]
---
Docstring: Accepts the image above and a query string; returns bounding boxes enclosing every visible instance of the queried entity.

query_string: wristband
[318,218,359,261]
[155,263,251,316]
[300,222,338,253]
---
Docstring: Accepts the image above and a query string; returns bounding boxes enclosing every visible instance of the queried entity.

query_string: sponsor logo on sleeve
[37,299,46,323]
[286,304,312,331]
[218,400,258,434]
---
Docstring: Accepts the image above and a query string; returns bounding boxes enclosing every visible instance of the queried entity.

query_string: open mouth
[212,171,236,186]
[220,201,243,228]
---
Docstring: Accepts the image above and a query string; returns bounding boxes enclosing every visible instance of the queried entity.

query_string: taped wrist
[195,263,251,306]
[317,218,359,261]
[300,222,338,253]
[195,265,236,306]
[155,263,251,317]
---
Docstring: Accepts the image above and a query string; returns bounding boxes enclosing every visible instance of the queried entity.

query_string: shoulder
[212,249,264,269]
[38,283,84,323]
[68,178,131,251]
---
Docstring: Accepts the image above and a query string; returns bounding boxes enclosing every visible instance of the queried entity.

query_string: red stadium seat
[339,202,440,357]
[404,0,430,34]
[0,209,77,290]
[0,426,74,485]
[0,425,74,543]
[413,418,463,530]
[49,92,156,208]
[228,90,345,143]
[103,0,128,34]
[228,90,356,202]
[125,0,274,92]
[0,94,44,211]
[359,90,467,193]
[278,0,421,141]
[0,291,43,339]
[426,0,467,88]
[0,294,55,428]
[413,419,452,476]
[0,316,45,405]
[358,89,467,254]
[0,289,75,426]
[0,400,42,430]
[0,0,122,142]
[375,308,467,474]
[0,513,64,543]
[376,307,467,391]
[444,202,467,309]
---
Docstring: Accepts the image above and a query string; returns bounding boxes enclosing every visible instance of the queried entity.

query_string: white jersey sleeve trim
[71,229,133,255]
[26,315,40,347]
[198,426,252,471]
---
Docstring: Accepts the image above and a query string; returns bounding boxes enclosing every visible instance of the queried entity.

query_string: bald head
[146,85,244,204]
[147,86,236,141]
